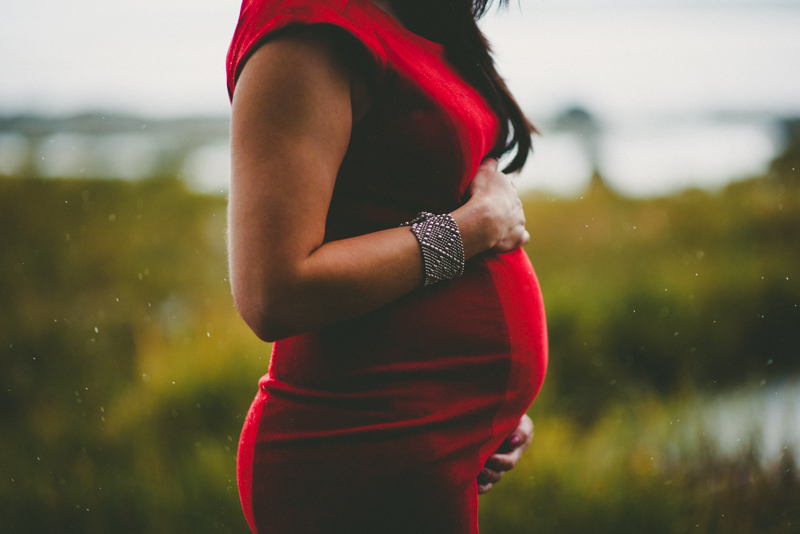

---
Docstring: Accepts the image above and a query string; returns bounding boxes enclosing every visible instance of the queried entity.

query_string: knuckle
[481,468,503,484]
[477,468,490,483]
[496,456,515,471]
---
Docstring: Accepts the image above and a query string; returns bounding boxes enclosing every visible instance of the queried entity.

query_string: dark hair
[392,0,535,173]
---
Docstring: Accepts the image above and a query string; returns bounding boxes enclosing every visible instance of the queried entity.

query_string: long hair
[391,0,535,173]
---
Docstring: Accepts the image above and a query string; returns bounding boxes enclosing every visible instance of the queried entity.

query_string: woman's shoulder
[227,0,387,98]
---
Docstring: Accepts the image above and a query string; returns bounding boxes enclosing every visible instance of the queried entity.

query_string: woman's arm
[229,29,528,342]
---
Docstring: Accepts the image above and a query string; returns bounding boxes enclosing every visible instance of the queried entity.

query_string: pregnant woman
[226,0,548,531]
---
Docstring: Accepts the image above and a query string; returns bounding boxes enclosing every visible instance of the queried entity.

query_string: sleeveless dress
[226,1,548,532]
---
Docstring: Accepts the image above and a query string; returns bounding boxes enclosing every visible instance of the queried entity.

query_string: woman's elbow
[233,287,293,342]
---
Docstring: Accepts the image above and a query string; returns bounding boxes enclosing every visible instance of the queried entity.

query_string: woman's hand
[477,414,534,495]
[454,159,530,257]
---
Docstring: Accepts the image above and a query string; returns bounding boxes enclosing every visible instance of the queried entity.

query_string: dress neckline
[359,0,446,58]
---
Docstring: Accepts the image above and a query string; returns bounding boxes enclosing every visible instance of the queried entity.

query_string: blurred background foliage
[1,145,799,532]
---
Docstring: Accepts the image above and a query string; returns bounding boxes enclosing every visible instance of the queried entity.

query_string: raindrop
[94,327,98,333]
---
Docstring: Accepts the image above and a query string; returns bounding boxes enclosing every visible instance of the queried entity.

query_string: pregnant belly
[263,247,547,467]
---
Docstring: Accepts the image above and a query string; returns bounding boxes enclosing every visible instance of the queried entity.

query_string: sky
[483,1,800,123]
[1,0,798,119]
[0,0,238,117]
[1,0,799,195]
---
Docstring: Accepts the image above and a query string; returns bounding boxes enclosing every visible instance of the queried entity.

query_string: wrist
[451,197,497,259]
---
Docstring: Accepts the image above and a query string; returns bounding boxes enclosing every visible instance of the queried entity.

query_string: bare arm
[229,29,528,342]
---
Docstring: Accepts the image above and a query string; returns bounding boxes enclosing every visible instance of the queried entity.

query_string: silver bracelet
[401,212,465,286]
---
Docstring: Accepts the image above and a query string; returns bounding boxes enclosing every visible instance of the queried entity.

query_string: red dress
[227,1,548,532]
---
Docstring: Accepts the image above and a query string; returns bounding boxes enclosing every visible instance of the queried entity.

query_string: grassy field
[1,167,798,533]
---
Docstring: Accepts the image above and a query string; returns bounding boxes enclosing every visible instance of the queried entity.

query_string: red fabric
[228,1,548,532]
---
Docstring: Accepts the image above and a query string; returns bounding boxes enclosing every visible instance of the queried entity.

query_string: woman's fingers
[464,159,529,253]
[481,157,499,171]
[513,414,534,447]
[477,415,534,495]
[491,220,528,252]
[478,467,504,485]
[477,482,493,495]
[484,452,517,473]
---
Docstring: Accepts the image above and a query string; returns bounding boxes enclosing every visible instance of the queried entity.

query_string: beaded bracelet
[401,212,465,286]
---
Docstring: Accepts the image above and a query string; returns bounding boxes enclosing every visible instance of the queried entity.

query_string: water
[675,379,800,468]
[0,113,784,198]
[514,115,781,197]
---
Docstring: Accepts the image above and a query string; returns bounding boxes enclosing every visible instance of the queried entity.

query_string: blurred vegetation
[525,172,800,425]
[1,159,799,532]
[0,177,265,533]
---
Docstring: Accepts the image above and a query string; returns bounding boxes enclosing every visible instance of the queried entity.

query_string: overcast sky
[1,0,799,119]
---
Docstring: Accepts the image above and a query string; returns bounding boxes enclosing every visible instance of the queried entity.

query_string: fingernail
[510,434,521,446]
